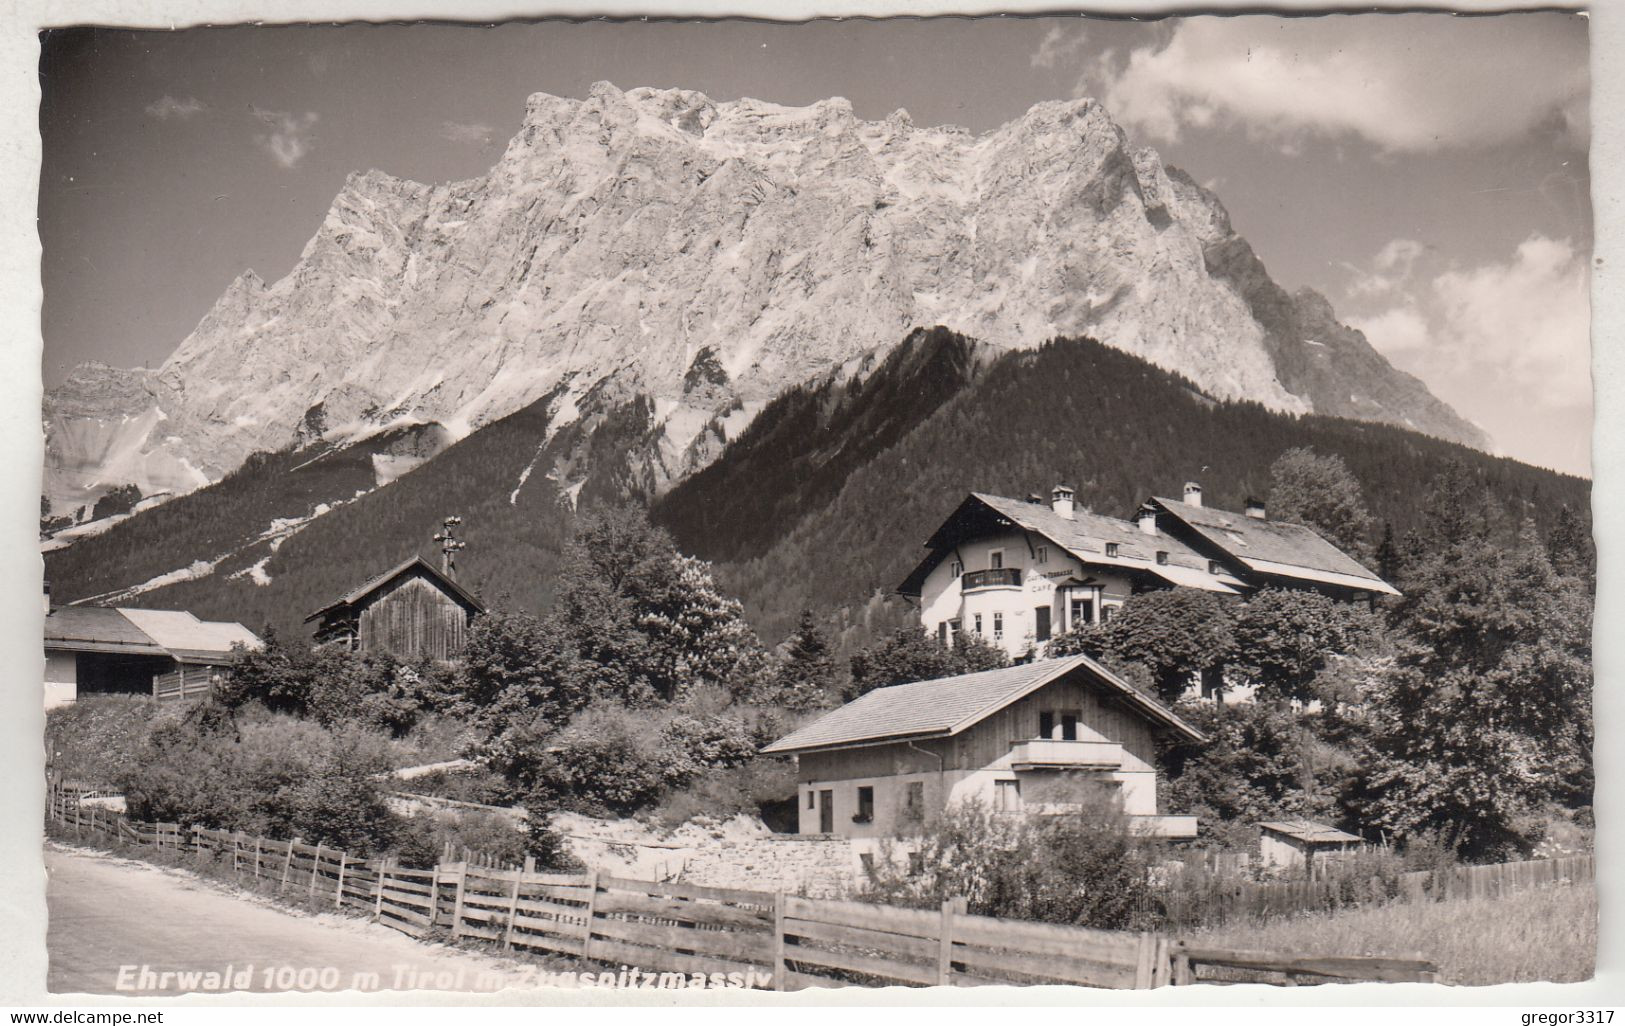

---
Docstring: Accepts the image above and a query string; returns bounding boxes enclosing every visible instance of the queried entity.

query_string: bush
[120,704,399,855]
[46,695,161,787]
[391,808,530,870]
[862,783,1161,930]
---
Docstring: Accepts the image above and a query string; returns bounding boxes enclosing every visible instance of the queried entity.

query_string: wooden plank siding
[943,675,1156,772]
[356,574,471,661]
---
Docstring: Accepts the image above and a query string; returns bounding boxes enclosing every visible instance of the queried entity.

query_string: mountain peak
[45,84,1488,517]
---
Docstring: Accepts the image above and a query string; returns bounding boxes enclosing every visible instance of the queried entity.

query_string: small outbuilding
[1258,819,1364,871]
[305,555,484,662]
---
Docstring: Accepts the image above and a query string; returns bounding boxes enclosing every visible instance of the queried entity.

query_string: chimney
[1051,485,1075,521]
[1183,481,1203,508]
[1138,505,1158,536]
[1245,497,1267,520]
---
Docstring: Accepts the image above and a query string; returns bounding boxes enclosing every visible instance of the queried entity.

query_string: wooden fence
[151,665,219,703]
[47,787,1446,989]
[1153,851,1595,928]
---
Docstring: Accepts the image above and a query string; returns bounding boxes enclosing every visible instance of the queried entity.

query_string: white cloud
[145,95,206,120]
[1031,24,1090,70]
[252,109,319,169]
[1346,238,1427,297]
[1431,235,1590,411]
[1348,234,1591,473]
[441,121,494,145]
[1349,304,1429,357]
[1094,14,1587,154]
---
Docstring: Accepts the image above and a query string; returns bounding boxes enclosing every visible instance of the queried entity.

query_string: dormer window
[1105,542,1119,558]
[1156,551,1169,566]
[1208,560,1222,575]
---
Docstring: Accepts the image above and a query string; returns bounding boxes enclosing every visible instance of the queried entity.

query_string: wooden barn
[305,556,484,662]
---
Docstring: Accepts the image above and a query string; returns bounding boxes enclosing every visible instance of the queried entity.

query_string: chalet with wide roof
[1141,491,1398,601]
[763,655,1203,843]
[900,482,1395,661]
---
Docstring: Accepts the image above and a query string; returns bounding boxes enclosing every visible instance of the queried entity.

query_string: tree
[1052,590,1236,702]
[1359,470,1593,860]
[1230,588,1382,704]
[1546,503,1595,587]
[847,626,1008,699]
[1162,701,1337,825]
[553,506,768,703]
[773,610,840,710]
[1267,447,1377,560]
[457,609,593,778]
[1374,522,1401,585]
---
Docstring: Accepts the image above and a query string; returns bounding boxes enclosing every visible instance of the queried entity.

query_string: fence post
[428,865,442,927]
[772,891,788,991]
[309,843,324,899]
[335,853,347,909]
[374,858,389,922]
[450,863,469,940]
[254,837,263,879]
[1133,932,1157,989]
[936,897,959,986]
[581,870,601,957]
[281,838,298,893]
[503,870,523,951]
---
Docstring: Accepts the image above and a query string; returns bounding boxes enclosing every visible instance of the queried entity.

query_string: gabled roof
[899,493,1244,596]
[45,606,260,662]
[1259,819,1363,844]
[761,654,1205,755]
[304,555,485,623]
[1148,497,1398,596]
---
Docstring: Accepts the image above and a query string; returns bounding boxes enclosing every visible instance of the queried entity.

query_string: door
[818,790,834,833]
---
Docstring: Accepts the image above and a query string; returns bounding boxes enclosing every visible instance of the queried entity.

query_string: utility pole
[433,516,465,580]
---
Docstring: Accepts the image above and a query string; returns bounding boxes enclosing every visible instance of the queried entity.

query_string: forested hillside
[659,335,1589,642]
[46,331,1588,648]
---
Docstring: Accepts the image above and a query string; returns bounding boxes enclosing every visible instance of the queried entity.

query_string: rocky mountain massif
[45,82,1485,519]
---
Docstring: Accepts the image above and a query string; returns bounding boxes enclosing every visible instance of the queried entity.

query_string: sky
[37,12,1592,475]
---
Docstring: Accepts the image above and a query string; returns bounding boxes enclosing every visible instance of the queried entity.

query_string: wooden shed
[305,556,484,662]
[1258,819,1364,872]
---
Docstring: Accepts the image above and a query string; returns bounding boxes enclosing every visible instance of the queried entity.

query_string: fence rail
[151,665,218,703]
[47,784,1453,990]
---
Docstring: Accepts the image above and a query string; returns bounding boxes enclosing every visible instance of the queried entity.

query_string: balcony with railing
[961,567,1023,591]
[1008,738,1126,771]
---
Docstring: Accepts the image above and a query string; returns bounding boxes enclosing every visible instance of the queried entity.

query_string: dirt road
[46,844,542,996]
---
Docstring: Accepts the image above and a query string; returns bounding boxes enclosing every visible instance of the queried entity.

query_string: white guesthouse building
[898,483,1397,662]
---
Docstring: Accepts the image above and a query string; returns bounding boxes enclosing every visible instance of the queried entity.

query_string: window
[1036,545,1048,565]
[854,786,874,823]
[807,790,816,810]
[973,613,983,636]
[994,779,1023,813]
[1041,710,1080,740]
[1070,596,1094,628]
[989,550,1004,570]
[1034,606,1052,642]
[947,619,961,645]
[992,612,1004,642]
[1105,542,1119,558]
[1156,551,1169,565]
[1102,604,1118,623]
[937,621,949,646]
[950,559,963,579]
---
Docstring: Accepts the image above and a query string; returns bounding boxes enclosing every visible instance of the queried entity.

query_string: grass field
[1183,883,1596,986]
